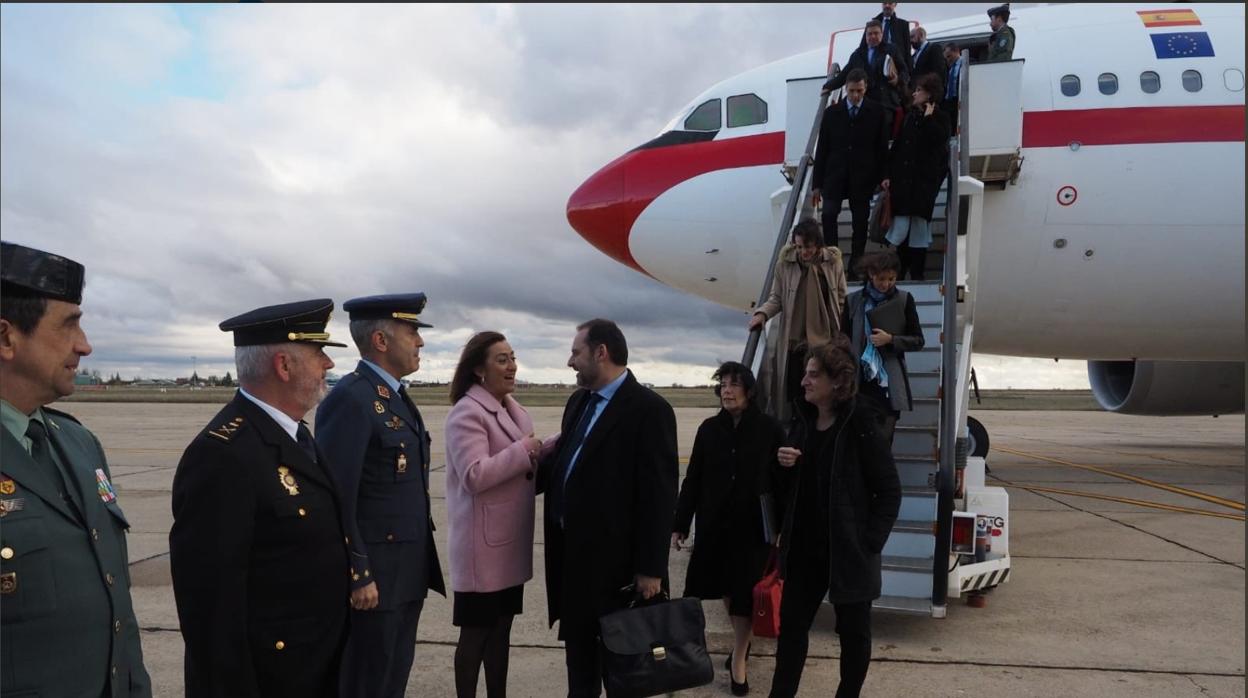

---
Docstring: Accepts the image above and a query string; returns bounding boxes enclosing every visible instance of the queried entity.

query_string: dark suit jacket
[861,12,913,70]
[170,394,350,698]
[1,408,152,697]
[825,42,909,109]
[812,98,890,199]
[537,370,678,639]
[315,361,446,607]
[911,41,948,93]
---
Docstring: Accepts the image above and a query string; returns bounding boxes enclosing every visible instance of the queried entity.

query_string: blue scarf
[860,282,895,388]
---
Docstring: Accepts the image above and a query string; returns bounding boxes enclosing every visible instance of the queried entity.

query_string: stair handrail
[742,64,839,369]
[931,49,969,610]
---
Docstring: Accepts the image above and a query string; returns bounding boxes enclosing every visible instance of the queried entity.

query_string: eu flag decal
[1150,32,1215,59]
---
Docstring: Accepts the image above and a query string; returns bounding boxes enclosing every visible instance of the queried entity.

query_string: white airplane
[566,3,1245,418]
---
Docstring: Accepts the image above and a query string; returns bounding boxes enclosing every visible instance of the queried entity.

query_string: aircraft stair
[746,51,1012,618]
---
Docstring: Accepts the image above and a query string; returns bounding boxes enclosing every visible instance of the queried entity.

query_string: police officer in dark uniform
[0,241,153,697]
[315,293,446,698]
[985,4,1016,62]
[170,299,362,698]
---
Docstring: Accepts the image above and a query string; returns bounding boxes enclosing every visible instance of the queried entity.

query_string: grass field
[62,385,1101,410]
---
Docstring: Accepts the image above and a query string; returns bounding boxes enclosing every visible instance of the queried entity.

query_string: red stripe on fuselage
[568,105,1243,276]
[566,131,784,274]
[1022,105,1245,147]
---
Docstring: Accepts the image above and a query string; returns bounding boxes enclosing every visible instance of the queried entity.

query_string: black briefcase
[598,595,714,698]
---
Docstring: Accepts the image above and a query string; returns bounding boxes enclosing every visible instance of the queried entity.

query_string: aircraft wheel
[967,416,990,458]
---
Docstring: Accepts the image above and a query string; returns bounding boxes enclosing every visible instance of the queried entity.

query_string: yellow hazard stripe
[1008,484,1245,522]
[997,446,1245,512]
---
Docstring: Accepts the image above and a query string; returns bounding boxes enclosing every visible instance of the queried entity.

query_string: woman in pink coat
[445,331,555,698]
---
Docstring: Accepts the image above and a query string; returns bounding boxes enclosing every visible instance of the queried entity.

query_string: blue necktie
[550,392,603,525]
[947,63,958,99]
[850,104,859,119]
[868,47,875,66]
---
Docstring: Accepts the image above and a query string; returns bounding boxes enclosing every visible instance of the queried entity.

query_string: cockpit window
[684,99,722,131]
[727,94,768,127]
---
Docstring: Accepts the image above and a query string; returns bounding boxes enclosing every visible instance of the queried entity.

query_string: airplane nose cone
[566,154,645,274]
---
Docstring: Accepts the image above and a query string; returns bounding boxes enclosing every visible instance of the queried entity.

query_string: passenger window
[1097,73,1118,95]
[726,94,768,128]
[683,99,722,131]
[1182,70,1202,92]
[1060,75,1080,97]
[1140,71,1161,94]
[1225,68,1245,92]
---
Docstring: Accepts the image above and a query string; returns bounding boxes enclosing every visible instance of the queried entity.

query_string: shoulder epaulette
[207,415,247,442]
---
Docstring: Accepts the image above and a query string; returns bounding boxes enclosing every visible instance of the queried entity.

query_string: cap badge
[277,466,300,496]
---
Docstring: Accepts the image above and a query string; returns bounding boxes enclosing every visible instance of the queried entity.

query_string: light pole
[192,356,197,386]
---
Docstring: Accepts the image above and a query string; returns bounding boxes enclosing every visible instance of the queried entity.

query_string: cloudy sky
[0,3,1087,388]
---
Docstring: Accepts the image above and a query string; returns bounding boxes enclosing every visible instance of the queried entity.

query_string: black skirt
[453,584,524,627]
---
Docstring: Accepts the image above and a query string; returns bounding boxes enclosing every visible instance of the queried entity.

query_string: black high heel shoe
[726,645,751,696]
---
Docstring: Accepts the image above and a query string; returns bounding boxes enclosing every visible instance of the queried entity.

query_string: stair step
[883,555,936,573]
[874,594,933,615]
[906,348,943,372]
[899,488,937,521]
[892,519,936,534]
[898,399,939,428]
[884,529,937,559]
[894,426,937,459]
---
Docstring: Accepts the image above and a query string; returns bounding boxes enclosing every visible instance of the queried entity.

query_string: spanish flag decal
[1137,9,1201,28]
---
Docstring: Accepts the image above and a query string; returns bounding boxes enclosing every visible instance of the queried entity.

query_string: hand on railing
[810,191,822,207]
[747,312,766,332]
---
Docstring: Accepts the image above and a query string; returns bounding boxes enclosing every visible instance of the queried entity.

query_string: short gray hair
[349,318,395,356]
[235,344,282,385]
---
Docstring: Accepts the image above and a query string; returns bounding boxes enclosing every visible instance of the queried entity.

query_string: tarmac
[58,402,1245,697]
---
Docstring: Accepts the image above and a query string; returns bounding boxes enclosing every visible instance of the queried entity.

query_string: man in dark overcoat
[909,27,947,94]
[0,242,152,697]
[828,20,910,113]
[170,299,357,698]
[812,68,891,279]
[859,2,913,71]
[315,293,446,698]
[538,319,678,697]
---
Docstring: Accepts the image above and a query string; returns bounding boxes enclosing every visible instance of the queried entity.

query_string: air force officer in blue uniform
[315,293,446,698]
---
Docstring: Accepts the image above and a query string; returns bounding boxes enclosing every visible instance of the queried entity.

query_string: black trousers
[339,599,424,698]
[858,380,900,445]
[821,187,872,273]
[894,238,928,280]
[768,556,874,698]
[563,623,604,697]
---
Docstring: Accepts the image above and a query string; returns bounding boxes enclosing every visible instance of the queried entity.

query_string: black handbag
[597,594,714,698]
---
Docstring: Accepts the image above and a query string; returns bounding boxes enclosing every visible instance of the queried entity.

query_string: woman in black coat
[882,72,951,280]
[673,361,784,696]
[768,339,901,698]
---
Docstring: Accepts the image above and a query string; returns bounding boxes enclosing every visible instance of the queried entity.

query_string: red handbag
[751,548,783,638]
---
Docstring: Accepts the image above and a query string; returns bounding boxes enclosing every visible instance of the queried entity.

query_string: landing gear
[967,416,990,458]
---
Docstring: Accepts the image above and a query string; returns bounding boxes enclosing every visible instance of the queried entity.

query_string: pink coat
[444,384,556,593]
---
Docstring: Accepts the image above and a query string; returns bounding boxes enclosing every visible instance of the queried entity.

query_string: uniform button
[114,620,121,633]
[344,536,350,545]
[298,508,307,517]
[106,573,115,586]
[400,442,406,448]
[0,547,12,560]
[92,529,100,541]
[363,570,370,577]
[275,640,286,650]
[112,666,117,676]
[352,573,361,581]
[386,534,395,541]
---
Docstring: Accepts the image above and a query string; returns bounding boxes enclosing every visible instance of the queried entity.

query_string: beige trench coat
[754,244,848,423]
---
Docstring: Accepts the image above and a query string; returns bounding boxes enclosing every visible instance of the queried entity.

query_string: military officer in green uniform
[985,4,1015,63]
[0,241,153,697]
[170,299,364,698]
